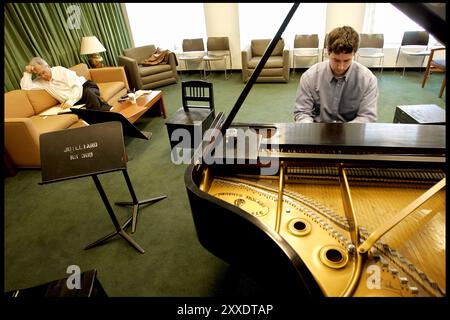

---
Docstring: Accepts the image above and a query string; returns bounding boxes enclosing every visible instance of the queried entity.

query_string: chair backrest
[294,34,319,49]
[181,80,214,112]
[123,45,156,62]
[251,38,285,57]
[401,31,429,46]
[182,38,205,52]
[430,48,446,68]
[69,63,92,81]
[322,33,329,60]
[359,34,384,49]
[207,37,230,51]
[323,33,329,49]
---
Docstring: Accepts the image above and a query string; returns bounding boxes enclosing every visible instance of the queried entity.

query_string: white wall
[325,3,366,33]
[203,3,242,69]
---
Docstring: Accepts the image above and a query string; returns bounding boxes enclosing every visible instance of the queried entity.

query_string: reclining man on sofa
[21,57,112,111]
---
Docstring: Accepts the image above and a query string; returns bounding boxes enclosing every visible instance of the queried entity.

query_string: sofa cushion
[26,90,60,114]
[251,39,284,56]
[139,64,173,77]
[124,45,156,64]
[69,63,92,80]
[141,71,175,84]
[248,56,284,69]
[97,82,125,102]
[4,90,36,118]
[30,114,79,134]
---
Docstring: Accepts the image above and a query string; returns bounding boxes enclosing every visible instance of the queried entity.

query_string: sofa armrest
[89,67,129,91]
[241,46,252,82]
[241,45,252,63]
[282,49,290,81]
[282,49,290,66]
[168,52,179,80]
[5,117,41,167]
[118,55,142,91]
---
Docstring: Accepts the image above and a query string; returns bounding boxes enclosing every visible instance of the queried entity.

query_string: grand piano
[184,3,446,297]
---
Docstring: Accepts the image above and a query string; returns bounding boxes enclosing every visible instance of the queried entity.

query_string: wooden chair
[165,80,215,154]
[421,47,446,98]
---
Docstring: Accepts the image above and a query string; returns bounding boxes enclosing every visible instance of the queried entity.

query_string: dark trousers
[77,80,111,111]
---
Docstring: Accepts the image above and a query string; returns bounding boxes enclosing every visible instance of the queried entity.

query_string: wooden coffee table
[110,90,167,124]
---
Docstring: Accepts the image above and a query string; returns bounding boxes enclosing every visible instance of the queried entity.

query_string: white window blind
[238,3,327,49]
[125,3,206,51]
[363,3,438,46]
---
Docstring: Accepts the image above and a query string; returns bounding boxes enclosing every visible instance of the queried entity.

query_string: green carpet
[4,69,445,296]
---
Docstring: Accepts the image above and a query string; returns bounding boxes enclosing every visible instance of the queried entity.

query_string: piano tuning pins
[389,267,399,276]
[370,247,380,260]
[417,270,427,280]
[409,287,419,295]
[399,277,408,285]
[430,282,439,290]
[379,257,389,268]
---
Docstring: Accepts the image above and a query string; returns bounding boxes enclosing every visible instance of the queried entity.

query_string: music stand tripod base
[85,174,145,254]
[115,169,167,233]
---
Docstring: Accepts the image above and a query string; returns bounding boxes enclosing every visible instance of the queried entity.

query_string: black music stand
[39,122,167,253]
[114,172,166,233]
[70,107,151,140]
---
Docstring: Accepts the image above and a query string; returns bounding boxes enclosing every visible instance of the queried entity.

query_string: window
[125,3,206,51]
[363,3,438,46]
[238,3,327,49]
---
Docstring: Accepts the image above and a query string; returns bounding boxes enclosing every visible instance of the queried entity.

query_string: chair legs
[422,64,445,98]
[422,65,431,88]
[203,57,230,80]
[439,77,446,98]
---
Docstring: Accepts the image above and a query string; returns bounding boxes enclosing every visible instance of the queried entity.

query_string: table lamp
[80,36,106,68]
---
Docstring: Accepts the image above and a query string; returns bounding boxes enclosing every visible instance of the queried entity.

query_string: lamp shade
[80,36,106,55]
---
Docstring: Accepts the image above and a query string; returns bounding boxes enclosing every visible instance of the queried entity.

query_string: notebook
[40,104,86,116]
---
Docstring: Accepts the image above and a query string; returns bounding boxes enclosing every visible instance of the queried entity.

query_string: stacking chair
[422,47,446,98]
[356,34,385,73]
[395,31,430,76]
[292,34,319,73]
[165,80,215,155]
[178,38,206,78]
[203,37,232,79]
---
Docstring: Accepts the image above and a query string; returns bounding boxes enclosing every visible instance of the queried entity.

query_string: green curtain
[4,3,132,92]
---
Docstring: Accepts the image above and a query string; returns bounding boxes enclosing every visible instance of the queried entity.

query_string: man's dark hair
[327,26,359,54]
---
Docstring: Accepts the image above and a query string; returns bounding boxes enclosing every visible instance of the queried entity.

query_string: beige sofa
[241,39,290,83]
[4,63,129,168]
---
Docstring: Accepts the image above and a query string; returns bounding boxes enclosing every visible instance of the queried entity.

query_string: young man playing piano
[20,57,111,111]
[293,26,378,123]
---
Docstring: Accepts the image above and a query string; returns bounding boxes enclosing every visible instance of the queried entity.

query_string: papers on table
[39,104,85,116]
[135,90,152,99]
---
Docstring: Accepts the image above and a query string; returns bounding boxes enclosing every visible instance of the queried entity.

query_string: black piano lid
[263,122,445,152]
[392,3,446,45]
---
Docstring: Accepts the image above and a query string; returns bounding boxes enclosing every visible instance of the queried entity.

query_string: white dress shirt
[20,66,87,106]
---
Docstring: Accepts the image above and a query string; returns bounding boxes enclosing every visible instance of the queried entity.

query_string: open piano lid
[185,3,446,298]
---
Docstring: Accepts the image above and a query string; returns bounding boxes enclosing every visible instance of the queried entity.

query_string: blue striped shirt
[293,60,378,123]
